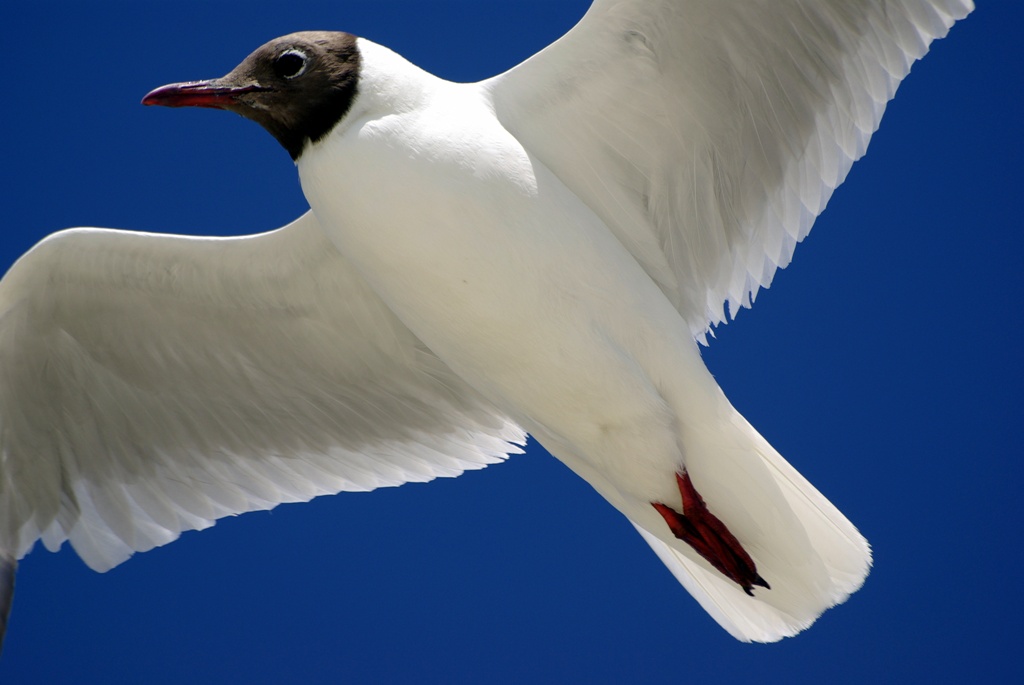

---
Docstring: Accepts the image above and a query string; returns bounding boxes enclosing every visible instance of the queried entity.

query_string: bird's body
[0,0,974,651]
[301,45,693,504]
[297,39,869,634]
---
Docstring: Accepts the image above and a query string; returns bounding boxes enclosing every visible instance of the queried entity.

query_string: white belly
[297,88,712,504]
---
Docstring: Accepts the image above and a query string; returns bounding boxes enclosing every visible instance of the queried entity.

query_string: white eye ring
[276,49,309,79]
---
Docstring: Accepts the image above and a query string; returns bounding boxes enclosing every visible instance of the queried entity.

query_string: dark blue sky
[2,2,1020,683]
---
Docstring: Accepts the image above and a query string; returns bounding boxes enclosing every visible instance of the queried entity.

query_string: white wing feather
[0,211,524,572]
[487,0,973,337]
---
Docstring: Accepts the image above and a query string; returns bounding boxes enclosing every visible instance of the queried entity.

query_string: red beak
[141,80,266,109]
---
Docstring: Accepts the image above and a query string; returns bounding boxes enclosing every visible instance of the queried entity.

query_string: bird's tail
[625,404,871,642]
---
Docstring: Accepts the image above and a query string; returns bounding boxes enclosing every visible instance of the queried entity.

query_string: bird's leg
[652,471,770,596]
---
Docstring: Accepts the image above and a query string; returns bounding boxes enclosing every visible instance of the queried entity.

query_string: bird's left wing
[486,0,972,337]
[0,211,525,581]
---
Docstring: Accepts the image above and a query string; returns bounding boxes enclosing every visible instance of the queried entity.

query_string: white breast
[296,41,700,503]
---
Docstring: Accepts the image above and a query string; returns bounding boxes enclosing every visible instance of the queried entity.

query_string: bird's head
[142,31,361,161]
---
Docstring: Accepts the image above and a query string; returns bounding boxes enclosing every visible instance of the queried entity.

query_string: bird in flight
[0,0,972,649]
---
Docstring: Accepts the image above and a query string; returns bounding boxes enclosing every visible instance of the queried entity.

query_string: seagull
[0,0,972,648]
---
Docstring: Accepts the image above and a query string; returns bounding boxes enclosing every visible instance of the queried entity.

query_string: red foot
[652,472,769,596]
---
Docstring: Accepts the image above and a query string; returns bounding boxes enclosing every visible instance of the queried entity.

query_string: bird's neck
[340,39,440,132]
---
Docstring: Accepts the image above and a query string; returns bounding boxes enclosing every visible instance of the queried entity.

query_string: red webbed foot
[652,471,769,596]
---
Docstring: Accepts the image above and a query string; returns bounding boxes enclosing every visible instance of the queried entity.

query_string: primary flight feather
[0,0,972,649]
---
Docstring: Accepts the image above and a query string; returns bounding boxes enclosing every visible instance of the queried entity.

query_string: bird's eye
[273,50,308,79]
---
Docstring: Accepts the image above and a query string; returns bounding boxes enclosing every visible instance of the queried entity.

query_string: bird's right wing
[487,0,972,338]
[0,211,525,577]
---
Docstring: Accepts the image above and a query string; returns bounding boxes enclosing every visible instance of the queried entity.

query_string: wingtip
[0,551,15,657]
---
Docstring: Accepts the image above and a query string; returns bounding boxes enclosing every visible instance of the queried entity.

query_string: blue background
[1,1,1020,683]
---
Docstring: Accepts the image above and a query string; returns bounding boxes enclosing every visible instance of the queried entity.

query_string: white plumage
[0,217,524,572]
[0,0,972,646]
